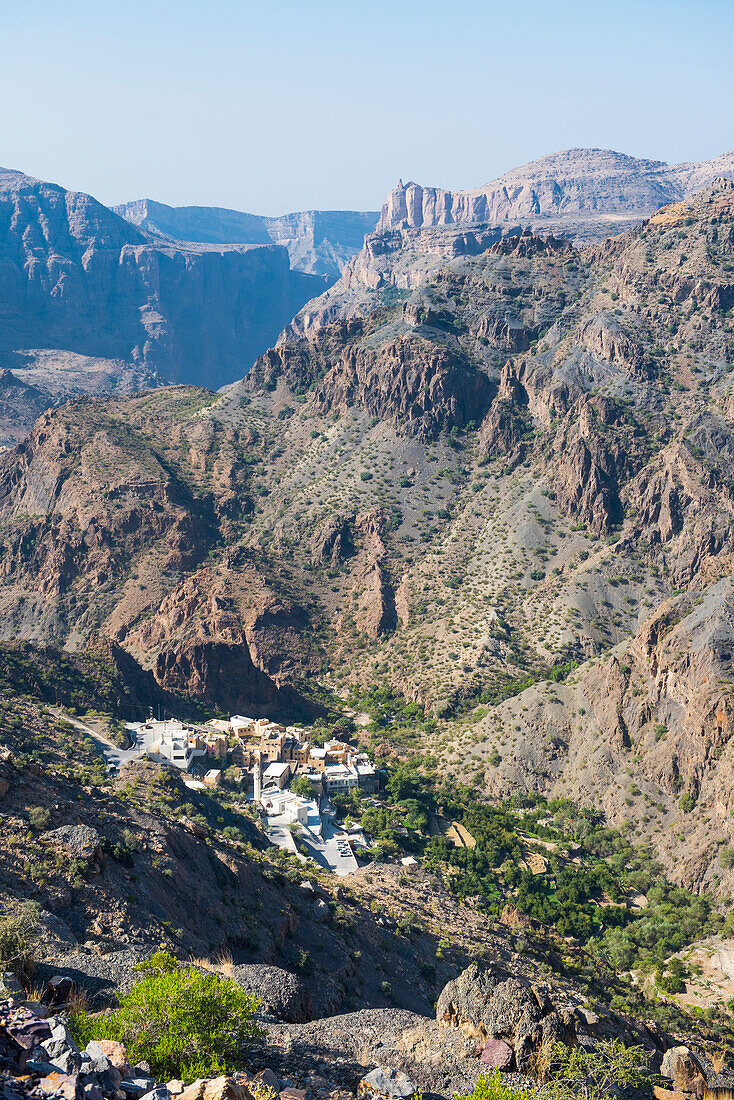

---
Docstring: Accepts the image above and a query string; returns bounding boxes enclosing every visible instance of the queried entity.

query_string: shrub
[71,951,262,1081]
[454,1070,530,1100]
[28,806,50,830]
[539,1040,651,1100]
[294,947,313,975]
[0,901,41,981]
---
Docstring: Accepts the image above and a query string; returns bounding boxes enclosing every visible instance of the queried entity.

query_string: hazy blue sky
[2,0,732,215]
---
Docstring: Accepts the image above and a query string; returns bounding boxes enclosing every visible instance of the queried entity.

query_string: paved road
[52,710,152,771]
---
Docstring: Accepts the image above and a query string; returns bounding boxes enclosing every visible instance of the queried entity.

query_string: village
[123,713,385,876]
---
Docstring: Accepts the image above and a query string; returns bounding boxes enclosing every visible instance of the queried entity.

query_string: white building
[230,715,256,735]
[146,720,206,771]
[323,763,359,794]
[263,761,291,789]
[260,787,322,834]
[206,718,232,734]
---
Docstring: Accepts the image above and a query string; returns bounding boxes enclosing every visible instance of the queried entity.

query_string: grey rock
[138,1089,172,1100]
[85,1041,114,1072]
[358,1067,415,1100]
[120,1081,155,1097]
[0,972,24,997]
[25,1060,61,1075]
[229,964,312,1023]
[436,963,498,1036]
[42,1020,81,1060]
[661,1047,706,1094]
[312,900,331,923]
[56,1047,84,1074]
[39,912,79,951]
[436,964,575,1072]
[40,825,101,861]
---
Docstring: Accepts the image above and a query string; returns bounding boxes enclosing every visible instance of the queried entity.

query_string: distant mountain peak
[378,147,734,240]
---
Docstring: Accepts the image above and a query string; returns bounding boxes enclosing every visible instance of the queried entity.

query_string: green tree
[290,776,315,798]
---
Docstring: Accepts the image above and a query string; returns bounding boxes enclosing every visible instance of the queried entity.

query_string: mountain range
[2,148,734,449]
[0,166,336,444]
[114,199,379,278]
[2,172,734,896]
[378,147,734,240]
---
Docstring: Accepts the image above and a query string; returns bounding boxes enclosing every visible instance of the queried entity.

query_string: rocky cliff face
[115,198,379,279]
[286,223,510,339]
[0,168,328,445]
[2,180,734,884]
[377,148,734,241]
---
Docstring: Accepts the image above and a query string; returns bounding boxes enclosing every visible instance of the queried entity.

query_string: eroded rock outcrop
[436,963,574,1071]
[377,148,734,240]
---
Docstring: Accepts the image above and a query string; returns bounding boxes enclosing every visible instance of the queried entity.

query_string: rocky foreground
[0,960,727,1100]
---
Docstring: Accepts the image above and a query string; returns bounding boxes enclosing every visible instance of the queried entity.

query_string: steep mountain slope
[115,199,379,278]
[0,683,529,1023]
[0,168,328,446]
[1,179,734,889]
[377,148,734,240]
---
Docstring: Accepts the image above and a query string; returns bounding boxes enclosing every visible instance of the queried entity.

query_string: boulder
[661,1047,706,1096]
[0,972,24,998]
[313,899,331,923]
[42,1019,80,1061]
[40,825,101,861]
[436,962,498,1038]
[95,1038,133,1077]
[436,964,575,1071]
[178,1079,251,1100]
[480,1039,513,1069]
[55,1047,83,1074]
[358,1068,416,1100]
[38,1071,83,1100]
[85,1040,114,1071]
[229,964,312,1023]
[121,1082,156,1098]
[47,975,75,1005]
[140,1088,173,1100]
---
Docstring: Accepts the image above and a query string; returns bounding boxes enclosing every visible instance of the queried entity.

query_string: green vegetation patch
[71,950,262,1082]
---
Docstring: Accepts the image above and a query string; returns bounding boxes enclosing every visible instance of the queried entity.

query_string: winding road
[51,709,153,771]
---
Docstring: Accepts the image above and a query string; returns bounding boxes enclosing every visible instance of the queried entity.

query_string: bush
[539,1040,651,1100]
[71,951,262,1081]
[0,901,41,981]
[28,806,50,830]
[455,1071,530,1100]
